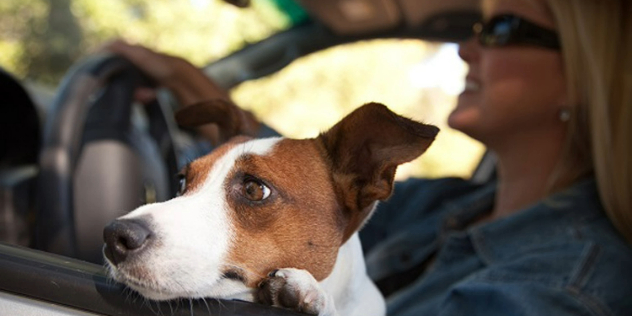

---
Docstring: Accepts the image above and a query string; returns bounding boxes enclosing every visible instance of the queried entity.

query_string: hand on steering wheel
[103,40,260,144]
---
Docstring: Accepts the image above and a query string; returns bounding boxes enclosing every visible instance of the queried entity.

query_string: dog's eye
[242,179,270,201]
[178,174,186,195]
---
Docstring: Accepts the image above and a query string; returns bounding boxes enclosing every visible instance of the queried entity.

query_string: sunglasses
[473,14,561,50]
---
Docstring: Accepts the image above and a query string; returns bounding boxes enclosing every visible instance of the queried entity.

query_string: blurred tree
[0,0,48,79]
[0,0,295,86]
[24,0,84,85]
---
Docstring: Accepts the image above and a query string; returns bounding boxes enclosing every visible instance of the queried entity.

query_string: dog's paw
[256,268,337,316]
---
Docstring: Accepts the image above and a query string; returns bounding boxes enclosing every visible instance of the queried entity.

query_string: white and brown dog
[103,102,438,316]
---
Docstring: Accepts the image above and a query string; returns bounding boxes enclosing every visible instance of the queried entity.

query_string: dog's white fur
[321,234,385,316]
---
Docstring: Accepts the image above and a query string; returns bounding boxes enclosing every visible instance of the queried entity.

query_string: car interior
[0,0,489,315]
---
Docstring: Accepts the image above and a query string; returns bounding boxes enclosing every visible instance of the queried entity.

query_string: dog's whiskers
[124,288,133,303]
[166,300,175,316]
[200,297,212,315]
[145,298,162,316]
[153,299,163,316]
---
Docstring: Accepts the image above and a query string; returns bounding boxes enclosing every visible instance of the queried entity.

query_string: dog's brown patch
[223,138,343,287]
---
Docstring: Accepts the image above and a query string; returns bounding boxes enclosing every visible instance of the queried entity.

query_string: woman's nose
[458,36,480,64]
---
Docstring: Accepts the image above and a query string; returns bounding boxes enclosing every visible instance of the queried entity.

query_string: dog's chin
[128,277,255,302]
[105,260,255,302]
[122,278,177,301]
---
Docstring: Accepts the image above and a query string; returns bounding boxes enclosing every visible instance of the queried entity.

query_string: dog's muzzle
[103,219,152,265]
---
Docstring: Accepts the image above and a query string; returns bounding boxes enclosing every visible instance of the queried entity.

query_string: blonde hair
[547,0,632,243]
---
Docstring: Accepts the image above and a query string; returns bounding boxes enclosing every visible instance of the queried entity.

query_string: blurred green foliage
[0,0,294,85]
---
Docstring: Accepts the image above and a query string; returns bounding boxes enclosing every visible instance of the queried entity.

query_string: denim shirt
[360,177,632,316]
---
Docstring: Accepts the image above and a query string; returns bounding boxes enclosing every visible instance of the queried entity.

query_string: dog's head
[103,102,438,301]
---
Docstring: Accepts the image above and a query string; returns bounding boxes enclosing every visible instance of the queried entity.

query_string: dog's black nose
[103,219,152,265]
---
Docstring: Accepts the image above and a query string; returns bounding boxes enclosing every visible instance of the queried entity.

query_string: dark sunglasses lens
[480,16,514,46]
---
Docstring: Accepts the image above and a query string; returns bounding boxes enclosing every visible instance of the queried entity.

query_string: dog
[103,102,438,316]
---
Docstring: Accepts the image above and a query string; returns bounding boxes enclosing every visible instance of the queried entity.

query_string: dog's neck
[320,233,384,316]
[321,233,365,299]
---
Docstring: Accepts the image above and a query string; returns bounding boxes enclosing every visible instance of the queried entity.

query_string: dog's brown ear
[175,99,258,144]
[318,102,439,241]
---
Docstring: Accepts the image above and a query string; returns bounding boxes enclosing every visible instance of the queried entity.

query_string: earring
[558,108,571,122]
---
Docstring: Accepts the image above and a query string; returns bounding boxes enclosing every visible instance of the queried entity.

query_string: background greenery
[0,0,484,179]
[0,0,294,84]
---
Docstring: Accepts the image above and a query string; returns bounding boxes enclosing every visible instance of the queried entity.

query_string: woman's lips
[463,77,481,93]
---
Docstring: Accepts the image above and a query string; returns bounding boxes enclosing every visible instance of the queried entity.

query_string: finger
[107,41,148,62]
[95,38,131,54]
[102,41,174,81]
[134,88,157,104]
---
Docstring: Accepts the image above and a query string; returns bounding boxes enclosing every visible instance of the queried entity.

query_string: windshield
[0,0,308,87]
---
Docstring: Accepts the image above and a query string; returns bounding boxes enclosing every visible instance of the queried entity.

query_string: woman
[107,0,632,314]
[362,0,632,314]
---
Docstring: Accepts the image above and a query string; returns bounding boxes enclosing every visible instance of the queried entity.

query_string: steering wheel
[35,54,179,263]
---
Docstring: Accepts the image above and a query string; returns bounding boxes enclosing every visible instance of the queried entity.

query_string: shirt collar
[440,181,496,232]
[465,178,603,264]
